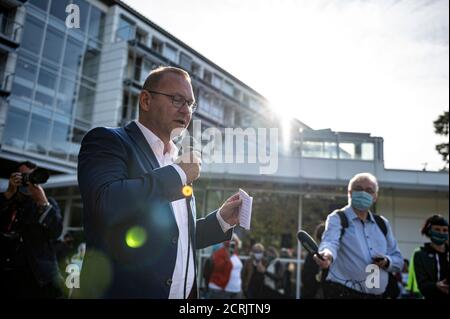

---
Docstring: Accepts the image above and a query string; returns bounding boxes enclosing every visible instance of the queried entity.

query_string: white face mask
[253,252,263,260]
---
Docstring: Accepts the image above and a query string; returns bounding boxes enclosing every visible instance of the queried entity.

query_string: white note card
[239,188,253,230]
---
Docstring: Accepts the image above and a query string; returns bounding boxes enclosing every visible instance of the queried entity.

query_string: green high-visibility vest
[406,247,421,294]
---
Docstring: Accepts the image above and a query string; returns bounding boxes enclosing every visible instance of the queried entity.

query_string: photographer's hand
[5,172,22,199]
[28,183,49,207]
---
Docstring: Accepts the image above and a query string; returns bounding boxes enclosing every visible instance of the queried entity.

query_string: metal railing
[0,72,13,93]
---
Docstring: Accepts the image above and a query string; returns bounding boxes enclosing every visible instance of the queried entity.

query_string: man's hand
[313,252,333,269]
[373,256,389,269]
[5,172,22,199]
[27,183,48,206]
[218,193,242,226]
[436,280,449,294]
[175,151,202,184]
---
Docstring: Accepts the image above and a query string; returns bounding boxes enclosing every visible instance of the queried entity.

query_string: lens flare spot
[182,185,193,197]
[125,226,147,248]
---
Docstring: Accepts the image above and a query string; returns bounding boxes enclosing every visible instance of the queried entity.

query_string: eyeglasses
[145,90,197,113]
[352,185,376,194]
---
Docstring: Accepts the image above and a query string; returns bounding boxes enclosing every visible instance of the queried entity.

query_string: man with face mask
[314,173,403,299]
[0,161,63,298]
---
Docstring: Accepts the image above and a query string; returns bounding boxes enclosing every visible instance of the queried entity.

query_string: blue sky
[123,0,449,171]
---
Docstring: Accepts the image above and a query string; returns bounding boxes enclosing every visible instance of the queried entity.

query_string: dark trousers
[322,281,382,299]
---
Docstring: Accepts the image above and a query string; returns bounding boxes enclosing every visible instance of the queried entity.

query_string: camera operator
[0,161,63,298]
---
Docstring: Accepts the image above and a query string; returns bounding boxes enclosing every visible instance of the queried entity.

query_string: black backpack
[323,209,400,298]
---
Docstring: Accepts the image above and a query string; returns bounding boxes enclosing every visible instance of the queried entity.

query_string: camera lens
[28,168,50,185]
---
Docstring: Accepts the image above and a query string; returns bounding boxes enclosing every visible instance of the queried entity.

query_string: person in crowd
[207,234,243,298]
[315,172,403,299]
[412,214,448,299]
[0,161,63,298]
[242,243,266,298]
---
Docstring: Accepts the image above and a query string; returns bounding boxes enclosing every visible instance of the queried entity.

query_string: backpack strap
[372,214,388,237]
[336,209,348,239]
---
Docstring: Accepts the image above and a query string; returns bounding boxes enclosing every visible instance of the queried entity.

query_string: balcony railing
[0,72,13,94]
[0,15,22,43]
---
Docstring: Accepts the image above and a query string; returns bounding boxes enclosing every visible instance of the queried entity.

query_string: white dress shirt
[134,120,233,298]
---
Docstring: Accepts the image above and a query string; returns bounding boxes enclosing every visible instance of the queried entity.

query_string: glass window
[42,27,65,64]
[212,74,222,89]
[151,37,163,54]
[11,81,33,102]
[139,59,153,84]
[179,52,192,71]
[116,16,134,42]
[361,142,374,160]
[88,5,105,41]
[21,15,44,55]
[35,68,57,108]
[242,94,249,106]
[223,81,233,96]
[26,113,51,154]
[135,29,147,46]
[15,57,37,84]
[191,62,201,77]
[63,37,83,72]
[29,0,49,12]
[76,85,95,122]
[37,68,57,90]
[35,91,54,109]
[69,126,86,161]
[302,141,338,158]
[56,77,77,115]
[50,0,70,21]
[339,142,355,159]
[203,69,212,83]
[81,47,100,80]
[198,95,223,121]
[50,120,71,159]
[163,44,177,62]
[2,107,29,149]
[233,88,242,100]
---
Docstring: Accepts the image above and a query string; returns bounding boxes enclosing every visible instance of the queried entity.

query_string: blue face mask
[351,191,374,211]
[429,230,448,245]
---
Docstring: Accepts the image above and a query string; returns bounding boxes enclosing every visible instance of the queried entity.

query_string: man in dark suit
[77,66,242,298]
[0,161,63,298]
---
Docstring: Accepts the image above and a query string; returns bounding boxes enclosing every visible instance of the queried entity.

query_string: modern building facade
[0,0,448,298]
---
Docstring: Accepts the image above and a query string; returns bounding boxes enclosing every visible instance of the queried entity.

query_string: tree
[434,111,449,168]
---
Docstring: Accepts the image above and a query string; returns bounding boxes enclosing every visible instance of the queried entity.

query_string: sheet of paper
[239,188,253,230]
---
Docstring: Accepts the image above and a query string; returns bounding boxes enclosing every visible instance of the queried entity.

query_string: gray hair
[348,172,379,193]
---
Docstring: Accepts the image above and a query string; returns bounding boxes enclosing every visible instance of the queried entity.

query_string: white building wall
[377,194,449,261]
[90,5,128,128]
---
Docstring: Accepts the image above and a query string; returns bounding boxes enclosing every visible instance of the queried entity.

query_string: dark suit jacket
[77,121,232,298]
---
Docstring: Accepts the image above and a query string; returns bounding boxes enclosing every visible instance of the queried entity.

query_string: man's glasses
[145,90,197,113]
[352,185,376,194]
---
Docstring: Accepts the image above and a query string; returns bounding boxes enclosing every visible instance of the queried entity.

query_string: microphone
[297,230,324,260]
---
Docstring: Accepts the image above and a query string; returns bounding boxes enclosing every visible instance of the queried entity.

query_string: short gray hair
[348,172,379,193]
